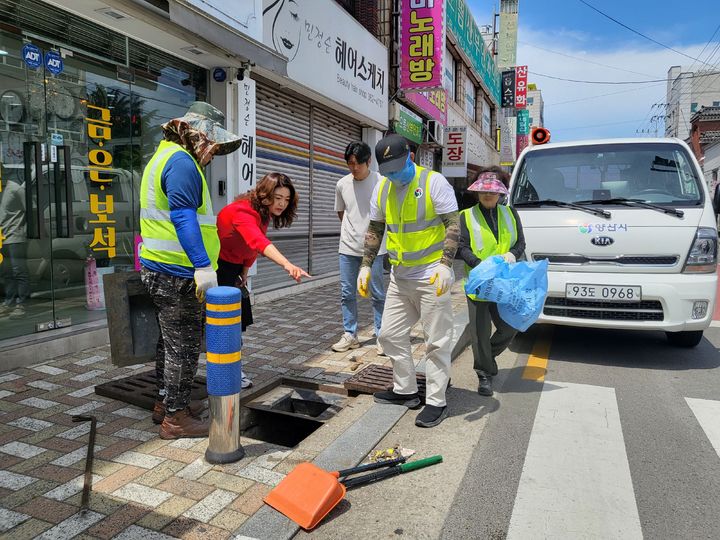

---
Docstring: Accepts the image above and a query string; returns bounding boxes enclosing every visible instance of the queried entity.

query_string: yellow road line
[522,326,553,381]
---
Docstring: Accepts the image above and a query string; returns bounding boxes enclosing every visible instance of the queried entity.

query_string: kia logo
[591,236,614,246]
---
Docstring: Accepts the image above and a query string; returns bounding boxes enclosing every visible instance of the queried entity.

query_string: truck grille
[543,297,664,321]
[533,254,679,266]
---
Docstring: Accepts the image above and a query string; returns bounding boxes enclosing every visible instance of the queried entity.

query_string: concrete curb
[233,303,470,540]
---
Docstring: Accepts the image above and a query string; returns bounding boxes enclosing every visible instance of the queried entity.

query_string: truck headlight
[683,227,718,273]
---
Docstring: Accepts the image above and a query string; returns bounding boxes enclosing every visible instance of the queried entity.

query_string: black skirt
[216,258,254,331]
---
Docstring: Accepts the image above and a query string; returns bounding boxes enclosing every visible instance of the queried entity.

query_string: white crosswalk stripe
[685,397,720,458]
[507,381,643,540]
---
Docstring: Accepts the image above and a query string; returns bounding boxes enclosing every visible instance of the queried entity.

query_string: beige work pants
[378,273,454,407]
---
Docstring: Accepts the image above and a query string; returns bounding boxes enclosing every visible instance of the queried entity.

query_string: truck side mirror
[713,185,720,215]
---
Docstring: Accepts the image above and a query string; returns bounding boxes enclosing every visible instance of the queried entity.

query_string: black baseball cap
[375,134,410,175]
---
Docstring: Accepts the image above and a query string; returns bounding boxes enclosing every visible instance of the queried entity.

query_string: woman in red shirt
[216,172,310,387]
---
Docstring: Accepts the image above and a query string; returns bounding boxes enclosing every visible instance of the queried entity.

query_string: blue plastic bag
[464,256,549,332]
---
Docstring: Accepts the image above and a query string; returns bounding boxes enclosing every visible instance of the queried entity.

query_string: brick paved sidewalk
[0,278,468,539]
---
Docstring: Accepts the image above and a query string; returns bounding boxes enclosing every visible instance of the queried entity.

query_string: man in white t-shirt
[357,134,460,428]
[332,141,386,354]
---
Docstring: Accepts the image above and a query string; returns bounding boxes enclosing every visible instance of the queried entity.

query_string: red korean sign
[400,0,445,91]
[515,65,528,109]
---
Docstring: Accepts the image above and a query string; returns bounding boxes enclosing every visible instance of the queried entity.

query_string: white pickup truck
[509,138,718,347]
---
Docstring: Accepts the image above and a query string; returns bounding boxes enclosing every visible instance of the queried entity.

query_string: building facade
[527,84,544,129]
[382,0,501,209]
[665,65,720,141]
[0,0,388,353]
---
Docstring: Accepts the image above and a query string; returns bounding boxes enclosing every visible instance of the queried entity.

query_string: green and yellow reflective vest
[377,165,445,267]
[139,140,220,270]
[461,204,517,301]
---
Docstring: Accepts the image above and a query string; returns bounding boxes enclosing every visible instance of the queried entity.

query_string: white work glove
[429,264,454,296]
[502,252,516,264]
[193,266,217,302]
[357,266,371,298]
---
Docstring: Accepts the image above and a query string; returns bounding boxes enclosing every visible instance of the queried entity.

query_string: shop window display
[0,27,207,341]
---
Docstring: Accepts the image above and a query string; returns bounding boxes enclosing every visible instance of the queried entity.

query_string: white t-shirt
[335,171,387,256]
[370,168,458,280]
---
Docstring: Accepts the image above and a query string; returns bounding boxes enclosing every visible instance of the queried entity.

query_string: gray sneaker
[9,305,25,319]
[332,333,360,352]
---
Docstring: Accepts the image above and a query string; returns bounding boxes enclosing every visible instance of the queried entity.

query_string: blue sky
[467,0,720,141]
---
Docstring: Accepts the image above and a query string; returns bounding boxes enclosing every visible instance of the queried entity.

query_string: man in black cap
[357,133,460,428]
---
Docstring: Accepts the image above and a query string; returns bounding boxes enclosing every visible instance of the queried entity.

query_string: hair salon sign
[263,0,388,127]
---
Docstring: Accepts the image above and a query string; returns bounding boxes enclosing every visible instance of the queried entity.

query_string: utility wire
[531,70,720,85]
[545,83,666,107]
[577,0,717,69]
[518,41,656,78]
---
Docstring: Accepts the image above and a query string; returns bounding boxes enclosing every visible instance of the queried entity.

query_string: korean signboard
[405,89,447,126]
[441,126,467,177]
[263,0,388,126]
[515,65,528,109]
[189,0,262,41]
[446,0,501,104]
[516,108,530,159]
[85,103,116,259]
[416,147,435,169]
[395,104,423,144]
[400,0,445,91]
[500,114,515,166]
[501,70,515,108]
[497,11,518,69]
[236,79,257,195]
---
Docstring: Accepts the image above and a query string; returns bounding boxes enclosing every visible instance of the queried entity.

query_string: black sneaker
[478,373,493,396]
[373,390,421,409]
[415,405,448,428]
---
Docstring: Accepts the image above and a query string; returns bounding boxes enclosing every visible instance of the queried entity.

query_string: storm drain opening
[240,379,348,448]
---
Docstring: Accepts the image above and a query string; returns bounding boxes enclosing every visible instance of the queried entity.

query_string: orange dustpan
[264,457,406,530]
[265,455,443,530]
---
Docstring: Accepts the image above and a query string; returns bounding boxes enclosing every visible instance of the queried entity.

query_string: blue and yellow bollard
[205,286,245,464]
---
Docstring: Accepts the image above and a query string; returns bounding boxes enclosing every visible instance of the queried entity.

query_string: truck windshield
[511,143,703,207]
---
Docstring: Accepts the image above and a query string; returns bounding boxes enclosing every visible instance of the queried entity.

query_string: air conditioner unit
[426,120,444,146]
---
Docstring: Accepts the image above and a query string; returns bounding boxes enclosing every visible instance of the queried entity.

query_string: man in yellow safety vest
[139,102,242,440]
[357,134,460,428]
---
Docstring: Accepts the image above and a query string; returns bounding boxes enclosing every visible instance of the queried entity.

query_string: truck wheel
[665,330,703,347]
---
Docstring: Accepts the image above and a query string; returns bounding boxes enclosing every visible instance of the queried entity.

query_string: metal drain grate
[94,370,208,410]
[344,364,427,400]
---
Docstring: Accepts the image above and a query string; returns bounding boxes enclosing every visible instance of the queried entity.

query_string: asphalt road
[303,323,720,539]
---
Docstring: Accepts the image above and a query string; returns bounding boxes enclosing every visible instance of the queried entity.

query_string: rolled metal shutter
[310,106,362,276]
[254,82,311,291]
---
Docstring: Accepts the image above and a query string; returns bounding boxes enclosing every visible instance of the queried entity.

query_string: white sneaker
[241,374,253,389]
[332,333,360,352]
[9,305,25,319]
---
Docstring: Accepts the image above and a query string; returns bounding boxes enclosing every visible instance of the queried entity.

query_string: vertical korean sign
[501,70,515,108]
[400,0,445,91]
[237,79,256,195]
[515,65,528,109]
[516,109,530,159]
[86,103,116,259]
[441,126,467,177]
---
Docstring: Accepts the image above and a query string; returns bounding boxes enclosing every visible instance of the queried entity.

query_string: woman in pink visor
[456,167,526,397]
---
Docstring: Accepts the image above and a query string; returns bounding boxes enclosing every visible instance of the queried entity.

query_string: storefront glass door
[1,26,208,343]
[0,31,134,339]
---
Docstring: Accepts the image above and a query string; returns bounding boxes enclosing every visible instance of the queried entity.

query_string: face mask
[387,155,415,186]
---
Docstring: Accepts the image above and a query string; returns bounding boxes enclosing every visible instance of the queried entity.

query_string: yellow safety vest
[377,165,445,267]
[139,140,220,270]
[462,204,517,301]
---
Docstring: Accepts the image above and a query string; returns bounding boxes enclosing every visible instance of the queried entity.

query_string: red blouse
[216,199,271,267]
